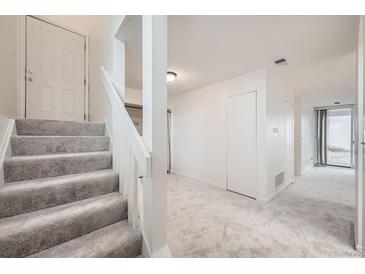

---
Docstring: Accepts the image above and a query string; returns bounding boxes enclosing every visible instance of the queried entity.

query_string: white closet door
[227,91,257,198]
[26,16,85,121]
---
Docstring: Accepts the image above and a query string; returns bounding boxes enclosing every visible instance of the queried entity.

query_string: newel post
[141,15,170,257]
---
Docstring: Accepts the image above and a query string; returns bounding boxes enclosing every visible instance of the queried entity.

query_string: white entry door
[227,91,257,198]
[26,16,85,121]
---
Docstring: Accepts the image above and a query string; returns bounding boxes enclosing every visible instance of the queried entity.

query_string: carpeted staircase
[0,119,142,258]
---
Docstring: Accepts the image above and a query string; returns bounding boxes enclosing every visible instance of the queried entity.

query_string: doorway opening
[315,105,355,168]
[19,16,88,122]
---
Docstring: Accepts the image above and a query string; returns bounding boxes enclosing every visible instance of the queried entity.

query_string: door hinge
[84,43,86,50]
[84,79,86,85]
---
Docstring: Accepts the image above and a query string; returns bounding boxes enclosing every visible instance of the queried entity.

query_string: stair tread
[16,119,104,125]
[0,170,119,217]
[16,119,105,136]
[0,192,127,257]
[10,135,111,156]
[1,169,117,187]
[0,192,125,228]
[12,135,109,138]
[4,149,112,184]
[29,221,142,258]
[6,151,112,162]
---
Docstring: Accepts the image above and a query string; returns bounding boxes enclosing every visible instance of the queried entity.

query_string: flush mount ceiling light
[167,71,177,82]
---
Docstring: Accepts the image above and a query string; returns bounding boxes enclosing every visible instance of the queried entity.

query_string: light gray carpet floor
[167,166,359,257]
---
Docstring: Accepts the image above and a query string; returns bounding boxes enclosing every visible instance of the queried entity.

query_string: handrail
[100,66,151,177]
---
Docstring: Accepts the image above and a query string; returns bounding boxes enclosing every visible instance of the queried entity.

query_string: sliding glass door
[316,106,354,168]
[326,108,352,167]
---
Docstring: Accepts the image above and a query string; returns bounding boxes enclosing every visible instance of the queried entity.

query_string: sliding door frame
[314,104,355,168]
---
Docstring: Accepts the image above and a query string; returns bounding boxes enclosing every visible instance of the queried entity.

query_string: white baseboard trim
[140,221,152,258]
[259,186,284,203]
[258,180,295,204]
[171,171,226,191]
[153,245,172,258]
[140,222,172,258]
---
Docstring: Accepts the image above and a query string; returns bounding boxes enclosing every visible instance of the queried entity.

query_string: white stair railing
[100,66,151,229]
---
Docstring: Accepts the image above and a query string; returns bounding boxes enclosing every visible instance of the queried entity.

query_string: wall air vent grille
[275,171,285,188]
[274,58,288,65]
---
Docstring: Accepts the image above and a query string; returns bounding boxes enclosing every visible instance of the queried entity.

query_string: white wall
[88,16,125,124]
[125,87,143,105]
[169,68,295,201]
[296,93,356,176]
[0,16,18,118]
[266,69,295,197]
[40,16,90,35]
[169,70,266,189]
[0,15,91,119]
[289,52,357,176]
[169,69,272,199]
[36,16,126,125]
[293,96,316,176]
[0,15,126,125]
[37,15,126,124]
[301,100,316,173]
[294,96,302,175]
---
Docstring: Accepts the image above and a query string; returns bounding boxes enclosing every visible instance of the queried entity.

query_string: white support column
[142,15,170,257]
[358,15,365,256]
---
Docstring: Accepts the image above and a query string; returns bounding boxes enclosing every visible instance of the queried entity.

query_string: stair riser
[0,173,119,218]
[16,119,105,136]
[4,153,112,183]
[0,195,127,257]
[11,136,110,156]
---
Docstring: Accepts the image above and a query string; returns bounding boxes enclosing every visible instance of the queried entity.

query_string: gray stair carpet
[11,136,110,156]
[15,119,105,136]
[0,119,142,258]
[29,221,142,258]
[0,170,119,218]
[4,151,112,182]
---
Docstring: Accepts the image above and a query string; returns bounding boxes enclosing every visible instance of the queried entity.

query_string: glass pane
[326,108,352,167]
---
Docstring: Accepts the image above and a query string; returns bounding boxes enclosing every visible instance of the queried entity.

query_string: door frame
[225,90,258,199]
[314,104,355,168]
[16,15,89,121]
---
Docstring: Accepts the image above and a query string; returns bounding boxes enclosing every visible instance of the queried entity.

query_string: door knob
[28,77,33,82]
